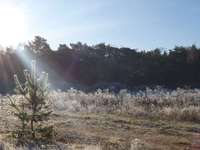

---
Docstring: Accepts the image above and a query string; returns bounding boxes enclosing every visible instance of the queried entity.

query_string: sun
[0,4,26,47]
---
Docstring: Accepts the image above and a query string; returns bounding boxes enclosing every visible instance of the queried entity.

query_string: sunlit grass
[1,87,200,149]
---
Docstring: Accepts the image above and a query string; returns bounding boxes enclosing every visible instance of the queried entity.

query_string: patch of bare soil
[190,134,200,150]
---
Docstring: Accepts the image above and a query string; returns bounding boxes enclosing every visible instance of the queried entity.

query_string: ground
[1,88,200,149]
[43,112,200,149]
[1,112,200,149]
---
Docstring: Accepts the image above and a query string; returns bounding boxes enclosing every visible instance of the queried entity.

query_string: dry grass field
[1,88,200,149]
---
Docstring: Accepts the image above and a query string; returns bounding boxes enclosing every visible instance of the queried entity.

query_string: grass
[1,87,200,149]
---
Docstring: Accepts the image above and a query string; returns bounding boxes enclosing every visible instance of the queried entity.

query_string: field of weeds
[1,87,200,149]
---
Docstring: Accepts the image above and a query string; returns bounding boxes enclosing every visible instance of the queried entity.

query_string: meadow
[1,87,200,149]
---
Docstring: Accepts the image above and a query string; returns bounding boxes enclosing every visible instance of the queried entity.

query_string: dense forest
[0,36,200,93]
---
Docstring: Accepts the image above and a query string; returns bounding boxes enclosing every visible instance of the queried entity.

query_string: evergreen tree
[8,60,54,146]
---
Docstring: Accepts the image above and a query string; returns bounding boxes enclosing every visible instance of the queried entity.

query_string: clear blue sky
[12,0,200,50]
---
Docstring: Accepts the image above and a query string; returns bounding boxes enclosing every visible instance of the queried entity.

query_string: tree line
[0,36,200,93]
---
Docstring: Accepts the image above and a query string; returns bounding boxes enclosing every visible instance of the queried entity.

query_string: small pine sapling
[8,60,54,146]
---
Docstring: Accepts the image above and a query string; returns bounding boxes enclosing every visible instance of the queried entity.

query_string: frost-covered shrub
[2,87,200,122]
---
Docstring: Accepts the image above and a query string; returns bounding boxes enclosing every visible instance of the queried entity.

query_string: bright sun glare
[0,4,26,47]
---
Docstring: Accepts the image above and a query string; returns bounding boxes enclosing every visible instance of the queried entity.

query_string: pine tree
[8,60,54,146]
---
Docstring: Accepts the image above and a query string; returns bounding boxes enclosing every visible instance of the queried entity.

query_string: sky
[1,0,200,50]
